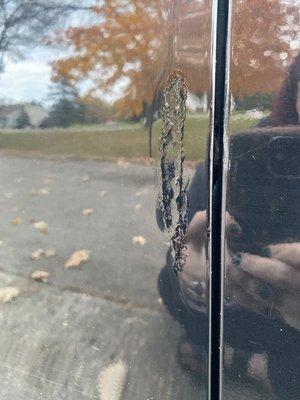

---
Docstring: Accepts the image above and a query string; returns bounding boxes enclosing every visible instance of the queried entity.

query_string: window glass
[0,1,212,399]
[223,1,300,399]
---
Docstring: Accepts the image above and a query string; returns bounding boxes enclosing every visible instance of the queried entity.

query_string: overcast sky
[0,0,299,108]
[0,1,96,107]
[0,50,57,106]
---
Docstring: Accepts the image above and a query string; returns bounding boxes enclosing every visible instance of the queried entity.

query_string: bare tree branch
[0,0,88,71]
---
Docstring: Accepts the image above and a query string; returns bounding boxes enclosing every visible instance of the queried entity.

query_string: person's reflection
[257,52,300,127]
[157,53,300,398]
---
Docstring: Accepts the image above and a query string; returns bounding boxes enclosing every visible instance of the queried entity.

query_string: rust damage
[159,69,189,274]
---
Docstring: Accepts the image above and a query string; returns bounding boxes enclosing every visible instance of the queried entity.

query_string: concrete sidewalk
[0,156,268,399]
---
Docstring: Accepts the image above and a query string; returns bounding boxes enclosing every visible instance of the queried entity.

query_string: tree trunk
[146,101,155,158]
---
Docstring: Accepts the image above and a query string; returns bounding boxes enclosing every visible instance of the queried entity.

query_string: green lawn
[0,113,257,162]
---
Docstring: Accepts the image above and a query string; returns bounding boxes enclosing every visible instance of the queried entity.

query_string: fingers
[178,246,208,312]
[232,253,300,292]
[184,211,207,250]
[181,244,207,281]
[264,243,300,270]
[225,213,242,237]
[184,211,241,252]
[228,262,277,307]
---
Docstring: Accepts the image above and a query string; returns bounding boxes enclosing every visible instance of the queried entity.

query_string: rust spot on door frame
[159,69,189,274]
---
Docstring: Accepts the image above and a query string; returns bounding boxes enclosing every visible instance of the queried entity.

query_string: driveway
[0,156,268,399]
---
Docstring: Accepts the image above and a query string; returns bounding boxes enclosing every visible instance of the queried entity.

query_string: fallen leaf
[157,297,163,305]
[11,217,22,225]
[0,287,20,303]
[117,158,130,168]
[33,221,48,234]
[97,360,128,400]
[4,192,13,199]
[81,175,90,182]
[30,189,38,196]
[37,188,50,195]
[65,250,90,269]
[31,249,45,260]
[135,191,142,197]
[98,190,108,198]
[134,204,142,211]
[31,271,49,282]
[45,249,56,258]
[132,235,147,246]
[82,208,94,216]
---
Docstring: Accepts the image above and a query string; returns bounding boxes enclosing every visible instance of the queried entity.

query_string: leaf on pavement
[97,360,128,400]
[11,217,22,226]
[132,235,147,246]
[65,250,90,269]
[98,190,108,198]
[38,188,50,195]
[117,158,130,168]
[33,221,48,234]
[157,297,163,305]
[31,249,45,260]
[0,287,20,303]
[81,175,90,182]
[31,271,49,282]
[45,249,56,258]
[82,208,94,216]
[31,248,55,260]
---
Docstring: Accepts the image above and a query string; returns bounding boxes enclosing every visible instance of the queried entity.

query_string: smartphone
[228,126,300,254]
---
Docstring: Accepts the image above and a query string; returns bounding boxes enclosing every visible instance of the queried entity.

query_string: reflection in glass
[224,1,300,399]
[0,1,213,399]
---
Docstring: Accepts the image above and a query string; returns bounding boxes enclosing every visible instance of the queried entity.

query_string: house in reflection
[187,92,208,113]
[0,103,48,129]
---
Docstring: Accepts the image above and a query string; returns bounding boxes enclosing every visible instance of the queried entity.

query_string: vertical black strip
[210,0,230,399]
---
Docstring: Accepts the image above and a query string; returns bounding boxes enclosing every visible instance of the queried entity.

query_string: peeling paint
[159,69,189,274]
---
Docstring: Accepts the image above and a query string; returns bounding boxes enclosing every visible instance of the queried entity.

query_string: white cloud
[0,59,51,104]
[0,2,94,106]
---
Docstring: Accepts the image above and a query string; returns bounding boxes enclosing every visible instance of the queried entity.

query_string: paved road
[0,156,268,399]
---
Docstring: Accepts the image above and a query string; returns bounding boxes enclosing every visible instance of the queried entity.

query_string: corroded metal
[160,69,188,274]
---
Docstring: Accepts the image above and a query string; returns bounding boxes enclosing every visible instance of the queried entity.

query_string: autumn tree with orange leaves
[50,1,171,119]
[50,0,299,120]
[231,0,299,97]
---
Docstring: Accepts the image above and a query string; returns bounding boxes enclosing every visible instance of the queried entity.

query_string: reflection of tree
[51,1,170,118]
[46,78,80,127]
[15,106,30,129]
[50,0,299,116]
[50,1,210,118]
[0,0,85,70]
[43,78,112,128]
[231,0,300,98]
